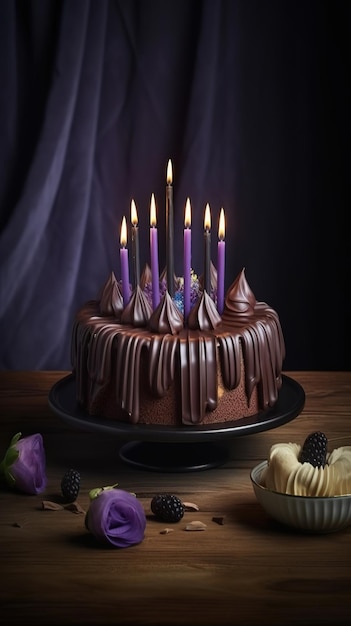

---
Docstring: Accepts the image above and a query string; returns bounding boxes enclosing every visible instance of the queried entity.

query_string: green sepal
[0,432,21,484]
[4,445,19,467]
[88,483,119,500]
[9,432,22,447]
[0,456,16,487]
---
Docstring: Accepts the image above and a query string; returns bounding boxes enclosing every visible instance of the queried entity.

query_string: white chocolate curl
[261,443,351,496]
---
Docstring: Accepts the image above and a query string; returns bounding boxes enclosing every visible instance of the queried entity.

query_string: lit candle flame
[218,207,225,240]
[166,159,173,185]
[150,193,157,227]
[184,197,191,228]
[131,199,138,226]
[120,216,127,247]
[204,203,211,231]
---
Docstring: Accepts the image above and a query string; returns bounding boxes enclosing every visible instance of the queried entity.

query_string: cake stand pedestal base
[119,441,228,472]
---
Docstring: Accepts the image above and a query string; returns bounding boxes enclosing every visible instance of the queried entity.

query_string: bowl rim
[250,459,351,500]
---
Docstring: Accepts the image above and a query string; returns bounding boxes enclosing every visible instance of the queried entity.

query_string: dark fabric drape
[0,0,350,371]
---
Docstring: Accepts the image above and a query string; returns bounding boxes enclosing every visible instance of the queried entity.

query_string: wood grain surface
[0,371,350,626]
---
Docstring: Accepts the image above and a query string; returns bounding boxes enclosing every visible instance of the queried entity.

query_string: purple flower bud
[0,432,47,495]
[85,488,146,548]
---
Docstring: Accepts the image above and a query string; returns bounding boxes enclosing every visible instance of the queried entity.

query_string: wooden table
[0,371,350,626]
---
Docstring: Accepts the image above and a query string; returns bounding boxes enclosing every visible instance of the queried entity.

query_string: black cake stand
[48,374,305,472]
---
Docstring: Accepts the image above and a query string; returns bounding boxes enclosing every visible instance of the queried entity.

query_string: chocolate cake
[71,267,285,426]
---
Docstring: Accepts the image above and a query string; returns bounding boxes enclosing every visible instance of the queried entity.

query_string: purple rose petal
[0,432,47,495]
[86,489,146,548]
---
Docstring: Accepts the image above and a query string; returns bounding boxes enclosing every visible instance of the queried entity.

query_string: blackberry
[151,494,184,523]
[61,469,81,502]
[300,431,328,468]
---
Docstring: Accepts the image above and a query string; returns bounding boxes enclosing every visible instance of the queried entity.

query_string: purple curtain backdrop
[0,0,349,371]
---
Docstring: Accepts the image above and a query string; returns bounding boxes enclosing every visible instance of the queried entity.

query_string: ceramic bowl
[250,460,351,533]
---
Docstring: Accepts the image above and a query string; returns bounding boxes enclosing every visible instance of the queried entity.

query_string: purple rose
[85,488,146,548]
[0,432,47,495]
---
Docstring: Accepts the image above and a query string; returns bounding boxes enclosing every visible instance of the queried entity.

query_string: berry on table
[300,431,328,468]
[151,494,184,523]
[61,469,81,502]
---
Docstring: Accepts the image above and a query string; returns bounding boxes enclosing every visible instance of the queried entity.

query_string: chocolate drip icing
[148,333,177,395]
[187,290,221,330]
[121,285,152,327]
[99,272,124,318]
[148,292,183,334]
[217,333,242,391]
[179,331,218,424]
[114,328,149,423]
[219,269,285,407]
[72,303,121,404]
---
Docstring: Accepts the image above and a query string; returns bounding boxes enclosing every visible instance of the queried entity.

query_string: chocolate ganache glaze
[219,269,285,408]
[71,268,285,426]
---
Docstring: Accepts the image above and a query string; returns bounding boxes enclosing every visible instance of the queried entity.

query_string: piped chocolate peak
[221,268,256,324]
[121,285,152,327]
[139,263,152,290]
[149,291,183,334]
[99,271,124,318]
[188,290,221,330]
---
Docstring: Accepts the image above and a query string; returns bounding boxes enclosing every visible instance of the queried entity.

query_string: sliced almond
[64,502,86,514]
[160,528,174,534]
[185,520,207,531]
[42,500,64,511]
[183,501,200,512]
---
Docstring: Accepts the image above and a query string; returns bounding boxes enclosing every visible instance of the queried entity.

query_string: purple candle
[183,198,192,320]
[217,208,226,315]
[204,203,211,295]
[150,193,160,310]
[120,216,130,307]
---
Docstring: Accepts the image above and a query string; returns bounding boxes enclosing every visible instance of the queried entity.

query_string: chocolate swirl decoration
[221,267,256,324]
[121,285,152,327]
[139,263,152,290]
[187,290,221,331]
[148,292,183,334]
[99,272,124,319]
